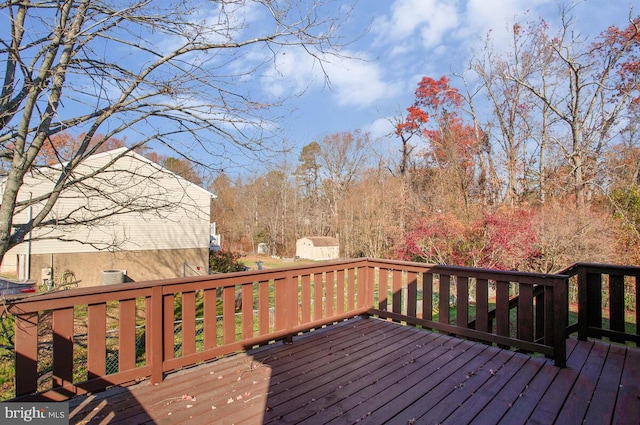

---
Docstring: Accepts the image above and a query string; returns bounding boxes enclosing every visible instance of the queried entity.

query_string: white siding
[296,238,313,260]
[5,148,213,257]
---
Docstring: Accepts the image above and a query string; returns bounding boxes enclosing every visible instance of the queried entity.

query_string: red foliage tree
[396,75,480,211]
[480,208,540,270]
[393,212,471,265]
[396,76,464,138]
[599,17,640,103]
[424,111,477,170]
[396,207,540,270]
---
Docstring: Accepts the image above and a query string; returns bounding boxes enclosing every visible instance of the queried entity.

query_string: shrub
[209,250,247,273]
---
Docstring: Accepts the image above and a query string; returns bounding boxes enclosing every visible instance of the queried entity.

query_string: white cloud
[261,46,397,109]
[260,0,630,154]
[265,0,555,125]
[261,48,321,99]
[369,0,557,62]
[460,0,555,50]
[373,0,460,50]
[464,0,521,35]
[368,117,396,141]
[324,56,399,108]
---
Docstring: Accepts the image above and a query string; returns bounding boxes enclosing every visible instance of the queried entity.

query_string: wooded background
[209,14,640,272]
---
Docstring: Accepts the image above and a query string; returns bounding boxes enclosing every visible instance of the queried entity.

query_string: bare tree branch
[0,0,355,261]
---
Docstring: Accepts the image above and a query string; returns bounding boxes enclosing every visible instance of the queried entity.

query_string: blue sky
[241,0,634,174]
[10,0,628,176]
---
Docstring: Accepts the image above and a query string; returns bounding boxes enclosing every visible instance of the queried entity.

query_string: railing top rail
[5,257,572,314]
[365,258,568,283]
[558,262,640,277]
[5,257,574,315]
[5,258,370,314]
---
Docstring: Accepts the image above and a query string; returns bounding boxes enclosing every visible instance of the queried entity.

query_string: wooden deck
[68,316,640,425]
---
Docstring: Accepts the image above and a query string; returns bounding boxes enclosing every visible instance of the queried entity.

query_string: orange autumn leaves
[396,76,479,172]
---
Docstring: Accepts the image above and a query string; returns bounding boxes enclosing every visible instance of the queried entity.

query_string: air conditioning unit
[41,267,52,282]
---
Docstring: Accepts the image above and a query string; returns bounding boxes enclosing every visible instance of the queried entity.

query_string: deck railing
[363,259,567,367]
[559,263,639,345]
[6,258,569,401]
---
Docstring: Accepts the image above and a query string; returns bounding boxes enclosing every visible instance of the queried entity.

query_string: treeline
[209,11,640,272]
[209,133,638,272]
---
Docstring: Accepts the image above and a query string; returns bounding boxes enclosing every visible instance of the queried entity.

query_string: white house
[296,236,340,261]
[1,148,216,286]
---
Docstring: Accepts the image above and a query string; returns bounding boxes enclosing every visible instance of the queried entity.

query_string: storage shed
[296,237,339,261]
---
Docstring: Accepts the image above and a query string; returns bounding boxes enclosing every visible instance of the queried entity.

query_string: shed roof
[301,236,339,247]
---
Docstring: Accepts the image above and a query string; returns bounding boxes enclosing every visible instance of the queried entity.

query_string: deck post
[553,277,568,367]
[149,285,164,384]
[14,312,39,396]
[586,271,603,339]
[577,266,589,340]
[283,271,296,342]
[52,307,75,388]
[609,274,626,343]
[87,303,107,379]
[359,264,373,310]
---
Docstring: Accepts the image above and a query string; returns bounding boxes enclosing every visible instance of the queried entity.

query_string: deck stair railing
[6,258,569,401]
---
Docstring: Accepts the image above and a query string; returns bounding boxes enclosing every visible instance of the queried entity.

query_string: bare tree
[295,141,326,237]
[317,130,372,244]
[0,0,353,264]
[455,67,501,207]
[470,24,543,205]
[504,7,640,206]
[341,167,401,257]
[241,168,296,256]
[210,173,240,249]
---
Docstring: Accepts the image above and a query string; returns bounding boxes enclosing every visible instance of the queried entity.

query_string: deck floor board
[583,344,625,425]
[526,337,594,425]
[613,345,640,424]
[443,352,541,425]
[68,316,640,425]
[555,338,609,425]
[261,327,438,424]
[388,348,518,425]
[488,357,557,425]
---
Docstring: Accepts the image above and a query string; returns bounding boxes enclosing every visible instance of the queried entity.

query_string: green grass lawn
[239,255,318,270]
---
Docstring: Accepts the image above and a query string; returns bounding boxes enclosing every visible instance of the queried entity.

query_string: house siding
[1,148,214,285]
[28,247,209,287]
